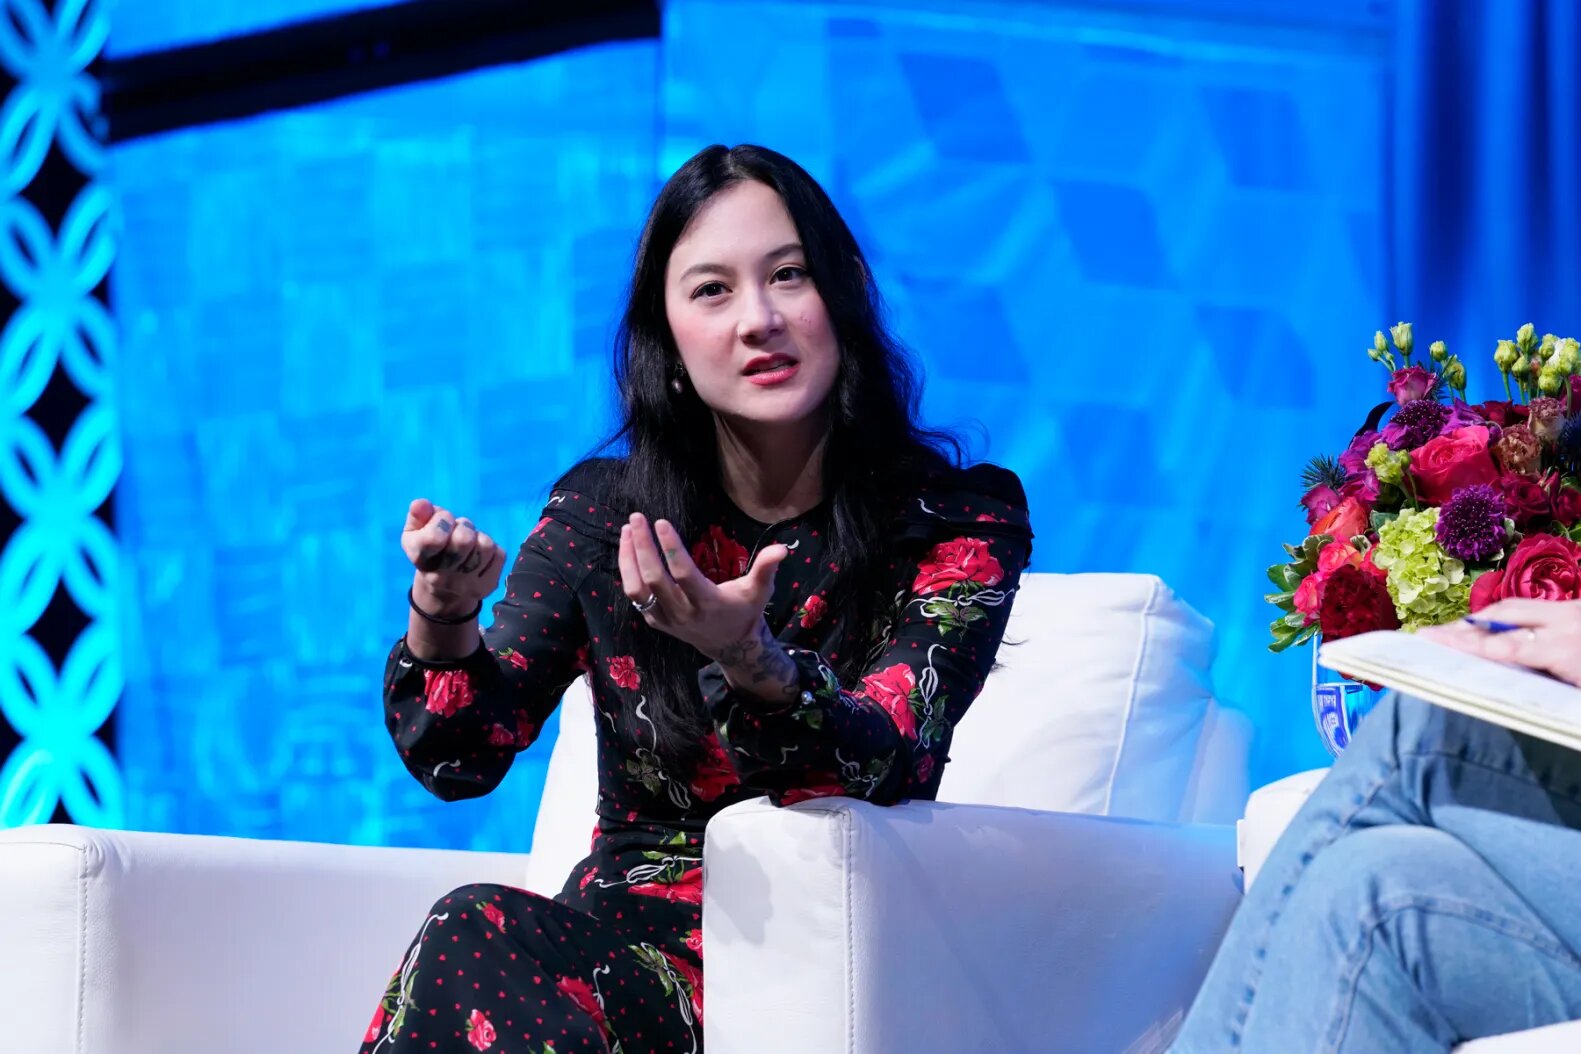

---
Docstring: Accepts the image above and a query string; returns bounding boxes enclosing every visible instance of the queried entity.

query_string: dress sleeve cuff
[697,647,831,721]
[396,635,489,672]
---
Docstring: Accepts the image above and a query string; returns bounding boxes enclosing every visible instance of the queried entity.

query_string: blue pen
[1462,617,1523,634]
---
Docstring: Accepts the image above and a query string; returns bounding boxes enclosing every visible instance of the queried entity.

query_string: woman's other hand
[1418,598,1581,688]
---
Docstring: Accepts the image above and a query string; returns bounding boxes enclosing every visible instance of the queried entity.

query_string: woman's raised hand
[618,512,788,661]
[1418,598,1581,688]
[402,498,506,616]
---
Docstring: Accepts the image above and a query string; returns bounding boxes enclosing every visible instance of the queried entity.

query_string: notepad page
[1318,631,1581,746]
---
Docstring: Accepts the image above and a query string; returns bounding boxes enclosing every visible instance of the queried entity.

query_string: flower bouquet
[1267,324,1581,749]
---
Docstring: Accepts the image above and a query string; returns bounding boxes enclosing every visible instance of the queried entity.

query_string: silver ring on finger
[1525,627,1540,643]
[633,593,660,614]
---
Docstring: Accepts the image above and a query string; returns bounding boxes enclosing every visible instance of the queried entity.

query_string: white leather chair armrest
[1456,1020,1581,1052]
[0,824,528,1054]
[1237,768,1328,889]
[702,797,1240,1054]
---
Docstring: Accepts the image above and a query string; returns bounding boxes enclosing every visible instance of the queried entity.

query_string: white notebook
[1318,631,1581,753]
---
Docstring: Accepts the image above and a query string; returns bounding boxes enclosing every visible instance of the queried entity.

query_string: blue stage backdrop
[110,0,1395,850]
[110,45,659,850]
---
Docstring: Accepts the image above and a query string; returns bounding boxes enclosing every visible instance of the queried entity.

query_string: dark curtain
[1393,0,1581,354]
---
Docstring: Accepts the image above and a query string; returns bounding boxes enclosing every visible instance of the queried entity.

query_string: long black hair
[602,144,960,766]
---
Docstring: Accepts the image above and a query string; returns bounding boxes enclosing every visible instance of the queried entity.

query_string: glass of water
[1311,640,1387,756]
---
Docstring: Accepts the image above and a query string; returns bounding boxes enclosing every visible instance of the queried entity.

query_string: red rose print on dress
[478,901,506,931]
[487,723,515,747]
[914,753,936,784]
[556,975,608,1031]
[691,526,750,584]
[630,867,702,904]
[799,594,828,628]
[861,663,918,740]
[912,537,1006,596]
[465,1009,496,1050]
[688,733,740,802]
[496,647,530,672]
[608,655,641,691]
[685,928,703,955]
[422,669,474,718]
[363,1004,386,1044]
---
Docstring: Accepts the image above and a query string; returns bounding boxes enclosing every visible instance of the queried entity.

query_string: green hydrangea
[1372,508,1470,630]
[1365,442,1411,485]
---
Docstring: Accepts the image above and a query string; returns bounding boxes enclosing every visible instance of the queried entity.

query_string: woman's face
[664,180,841,432]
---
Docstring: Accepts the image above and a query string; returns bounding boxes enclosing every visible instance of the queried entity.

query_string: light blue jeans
[1172,691,1581,1052]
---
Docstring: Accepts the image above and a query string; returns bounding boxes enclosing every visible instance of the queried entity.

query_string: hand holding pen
[1417,599,1581,689]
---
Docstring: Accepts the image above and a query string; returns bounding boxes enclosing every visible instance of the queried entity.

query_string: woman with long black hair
[360,144,1032,1053]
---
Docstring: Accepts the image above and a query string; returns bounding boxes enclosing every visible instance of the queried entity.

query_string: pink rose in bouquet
[1469,534,1581,610]
[1408,426,1500,504]
[1388,365,1439,404]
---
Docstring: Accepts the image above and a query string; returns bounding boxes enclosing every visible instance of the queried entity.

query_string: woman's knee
[1298,825,1475,924]
[427,882,522,921]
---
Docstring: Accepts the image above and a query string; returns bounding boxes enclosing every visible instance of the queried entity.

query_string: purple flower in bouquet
[1338,469,1381,505]
[1339,430,1383,476]
[1443,398,1495,435]
[1434,484,1508,562]
[1383,399,1452,451]
[1300,483,1342,527]
[1388,365,1439,405]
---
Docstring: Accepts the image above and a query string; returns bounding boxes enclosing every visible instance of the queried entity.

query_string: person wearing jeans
[1172,597,1581,1053]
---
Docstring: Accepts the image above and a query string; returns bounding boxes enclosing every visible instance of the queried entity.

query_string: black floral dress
[360,459,1032,1053]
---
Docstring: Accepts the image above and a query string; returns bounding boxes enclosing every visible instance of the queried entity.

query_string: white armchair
[0,573,1252,1053]
[703,798,1237,1053]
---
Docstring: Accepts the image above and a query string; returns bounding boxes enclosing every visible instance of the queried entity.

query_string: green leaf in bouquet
[1298,534,1330,561]
[1265,589,1296,608]
[1281,609,1310,630]
[1369,509,1399,532]
[1269,618,1320,652]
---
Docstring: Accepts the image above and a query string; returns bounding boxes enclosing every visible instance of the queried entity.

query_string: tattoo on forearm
[719,621,800,703]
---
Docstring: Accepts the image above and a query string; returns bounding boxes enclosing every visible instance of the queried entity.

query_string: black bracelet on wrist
[408,587,482,626]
